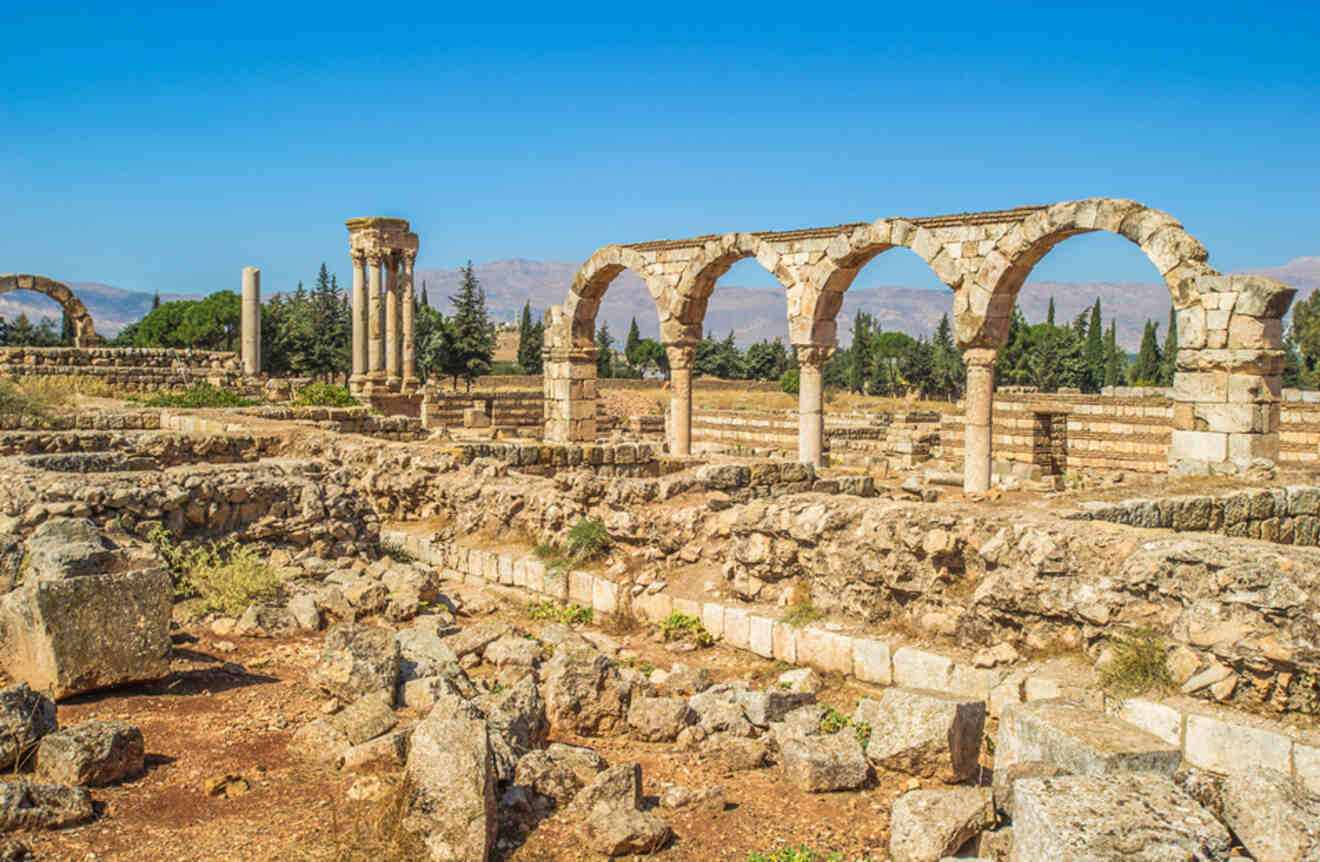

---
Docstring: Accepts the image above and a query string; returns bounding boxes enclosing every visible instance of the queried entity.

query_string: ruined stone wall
[0,346,242,389]
[0,430,282,467]
[689,408,942,469]
[1068,485,1320,544]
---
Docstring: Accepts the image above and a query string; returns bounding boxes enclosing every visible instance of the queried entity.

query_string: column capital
[964,347,999,368]
[400,248,418,268]
[350,249,368,264]
[794,344,834,368]
[665,342,697,370]
[365,248,385,266]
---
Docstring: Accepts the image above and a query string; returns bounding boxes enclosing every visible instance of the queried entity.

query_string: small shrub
[150,526,281,616]
[780,601,825,628]
[0,384,57,425]
[291,383,359,408]
[379,540,416,564]
[660,611,714,647]
[778,368,800,395]
[142,382,255,409]
[526,599,593,625]
[1099,628,1172,697]
[531,543,556,559]
[819,706,851,735]
[747,847,873,862]
[564,518,611,561]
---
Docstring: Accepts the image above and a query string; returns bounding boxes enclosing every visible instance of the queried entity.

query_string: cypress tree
[151,291,161,311]
[1133,320,1162,384]
[420,282,429,308]
[1160,305,1178,385]
[1047,296,1056,326]
[517,302,534,372]
[595,322,614,378]
[625,318,642,367]
[1103,319,1122,387]
[1083,298,1104,391]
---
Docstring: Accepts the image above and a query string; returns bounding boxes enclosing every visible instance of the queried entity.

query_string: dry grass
[289,777,429,862]
[7,374,142,403]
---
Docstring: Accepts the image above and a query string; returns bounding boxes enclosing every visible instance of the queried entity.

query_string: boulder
[700,733,768,771]
[20,518,118,581]
[483,634,544,668]
[990,760,1065,818]
[1219,765,1320,862]
[395,628,459,682]
[627,697,695,742]
[473,674,548,783]
[404,716,496,862]
[514,743,606,806]
[35,721,143,786]
[0,780,94,830]
[889,787,995,862]
[446,623,507,659]
[0,568,172,698]
[778,667,824,694]
[329,693,397,745]
[287,594,321,630]
[542,646,631,735]
[780,731,869,792]
[0,684,57,771]
[737,689,816,727]
[996,700,1181,777]
[288,719,352,766]
[341,729,411,771]
[574,764,672,857]
[660,663,713,695]
[572,763,642,814]
[1013,774,1231,861]
[235,604,298,637]
[311,623,400,704]
[854,688,985,783]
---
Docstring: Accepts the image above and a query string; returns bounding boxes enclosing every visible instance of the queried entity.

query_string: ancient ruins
[0,202,1315,861]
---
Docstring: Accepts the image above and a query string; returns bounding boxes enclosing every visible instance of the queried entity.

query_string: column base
[385,376,402,391]
[401,376,421,394]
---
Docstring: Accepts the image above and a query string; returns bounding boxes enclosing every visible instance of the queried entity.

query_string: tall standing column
[963,347,998,494]
[401,251,418,390]
[795,345,831,468]
[350,251,368,390]
[367,251,385,385]
[240,267,261,376]
[666,343,696,456]
[385,253,401,390]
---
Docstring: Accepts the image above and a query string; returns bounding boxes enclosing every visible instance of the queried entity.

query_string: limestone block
[590,577,618,615]
[1170,430,1227,464]
[1296,742,1320,795]
[723,608,750,651]
[568,570,593,605]
[1193,403,1259,434]
[1183,712,1291,775]
[771,622,797,663]
[1229,372,1280,402]
[634,592,672,623]
[1177,306,1207,349]
[1219,765,1320,862]
[1118,699,1183,747]
[852,637,892,685]
[700,602,724,639]
[795,628,852,675]
[1173,371,1228,402]
[889,787,994,862]
[1231,274,1298,317]
[1228,432,1277,462]
[1012,774,1230,862]
[892,647,953,691]
[855,688,986,783]
[1228,315,1282,350]
[747,616,774,658]
[996,700,1181,777]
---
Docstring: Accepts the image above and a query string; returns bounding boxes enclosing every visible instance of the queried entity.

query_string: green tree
[151,291,161,310]
[595,322,614,378]
[1292,290,1320,368]
[516,302,544,374]
[1047,296,1056,326]
[745,339,789,381]
[420,282,429,308]
[1083,298,1104,392]
[625,318,642,367]
[448,261,493,391]
[848,313,873,394]
[1132,320,1162,385]
[929,313,965,400]
[1159,305,1178,386]
[1103,319,1123,387]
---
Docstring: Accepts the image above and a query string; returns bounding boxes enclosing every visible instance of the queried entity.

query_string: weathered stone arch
[564,245,668,348]
[667,233,769,336]
[0,274,98,346]
[960,198,1216,349]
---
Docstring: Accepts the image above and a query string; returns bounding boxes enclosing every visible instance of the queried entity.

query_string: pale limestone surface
[996,700,1181,776]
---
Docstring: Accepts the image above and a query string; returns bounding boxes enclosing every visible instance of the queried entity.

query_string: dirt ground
[9,576,946,862]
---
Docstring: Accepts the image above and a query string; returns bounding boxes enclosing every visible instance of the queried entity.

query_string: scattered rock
[996,699,1181,777]
[542,646,631,736]
[35,720,144,787]
[627,697,695,742]
[780,731,869,792]
[990,760,1065,819]
[1220,765,1320,862]
[288,719,352,766]
[889,787,995,862]
[0,780,94,830]
[311,623,400,705]
[574,764,672,857]
[235,603,298,637]
[404,716,497,862]
[0,684,56,771]
[328,693,397,745]
[854,688,986,783]
[20,518,118,581]
[483,634,544,668]
[777,667,824,694]
[659,663,712,695]
[203,774,250,798]
[287,594,322,630]
[700,733,768,771]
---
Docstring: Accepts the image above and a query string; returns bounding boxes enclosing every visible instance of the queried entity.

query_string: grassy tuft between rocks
[746,846,874,862]
[291,777,429,862]
[1098,627,1172,697]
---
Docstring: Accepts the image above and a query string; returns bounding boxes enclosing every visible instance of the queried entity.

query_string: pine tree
[1083,298,1104,392]
[625,318,642,368]
[1160,306,1178,386]
[595,322,614,378]
[151,291,161,311]
[448,261,493,391]
[931,313,965,400]
[1047,297,1056,326]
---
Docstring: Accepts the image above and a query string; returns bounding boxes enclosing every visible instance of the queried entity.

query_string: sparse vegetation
[660,611,714,647]
[747,846,873,862]
[141,382,255,409]
[526,599,593,625]
[290,383,359,408]
[818,706,871,750]
[379,540,417,564]
[780,601,825,628]
[564,517,611,561]
[0,383,57,425]
[294,777,428,862]
[150,527,282,616]
[1098,627,1172,697]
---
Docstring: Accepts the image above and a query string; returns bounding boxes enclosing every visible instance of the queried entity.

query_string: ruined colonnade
[544,199,1299,491]
[347,217,420,394]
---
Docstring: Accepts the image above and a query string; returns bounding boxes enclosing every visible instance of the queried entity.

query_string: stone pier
[796,345,831,467]
[962,349,996,493]
[240,267,261,376]
[667,343,696,456]
[347,218,419,396]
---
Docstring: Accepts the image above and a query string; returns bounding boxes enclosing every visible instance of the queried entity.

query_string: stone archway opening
[0,274,98,347]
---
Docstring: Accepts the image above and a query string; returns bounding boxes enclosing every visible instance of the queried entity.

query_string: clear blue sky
[3,1,1317,297]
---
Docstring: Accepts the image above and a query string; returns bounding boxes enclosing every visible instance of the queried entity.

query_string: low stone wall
[1066,485,1320,544]
[385,529,1320,794]
[0,430,283,466]
[690,408,942,470]
[0,410,163,432]
[0,347,242,389]
[242,406,424,439]
[693,461,874,498]
[453,441,671,478]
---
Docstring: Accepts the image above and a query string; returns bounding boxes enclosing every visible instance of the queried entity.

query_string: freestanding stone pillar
[350,251,368,391]
[385,254,401,389]
[666,343,696,456]
[367,252,385,385]
[542,306,598,442]
[240,267,261,376]
[401,250,418,391]
[963,348,998,494]
[795,345,831,468]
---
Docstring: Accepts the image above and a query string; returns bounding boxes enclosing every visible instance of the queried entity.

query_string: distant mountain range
[10,256,1318,351]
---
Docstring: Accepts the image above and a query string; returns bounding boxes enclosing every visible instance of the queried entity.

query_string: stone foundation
[0,347,241,389]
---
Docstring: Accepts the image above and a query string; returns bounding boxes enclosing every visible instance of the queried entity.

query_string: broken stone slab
[573,763,672,857]
[699,733,768,771]
[990,760,1065,818]
[341,729,411,771]
[1220,765,1320,862]
[514,743,607,807]
[0,684,57,771]
[311,623,400,705]
[329,693,397,745]
[658,662,712,695]
[0,780,94,830]
[35,720,143,787]
[235,603,298,637]
[780,731,869,792]
[854,687,985,783]
[403,716,496,862]
[737,689,816,727]
[627,696,695,742]
[472,673,548,783]
[395,628,460,683]
[890,787,995,862]
[20,517,119,581]
[0,567,172,699]
[445,622,507,658]
[288,719,352,767]
[482,633,544,668]
[1013,773,1231,862]
[542,645,631,736]
[996,699,1181,777]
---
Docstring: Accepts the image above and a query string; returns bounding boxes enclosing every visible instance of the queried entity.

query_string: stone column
[401,250,418,391]
[385,253,401,390]
[795,345,832,468]
[666,343,696,456]
[350,251,368,390]
[240,267,261,376]
[963,348,998,494]
[367,251,385,385]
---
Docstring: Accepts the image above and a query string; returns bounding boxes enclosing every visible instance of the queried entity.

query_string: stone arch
[564,245,669,348]
[0,274,98,346]
[962,198,1216,349]
[666,233,767,339]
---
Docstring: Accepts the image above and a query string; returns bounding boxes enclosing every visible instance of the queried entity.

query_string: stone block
[892,647,953,691]
[889,787,994,862]
[1220,765,1320,862]
[1183,712,1291,775]
[1194,403,1259,434]
[568,570,593,605]
[1228,431,1277,462]
[1228,315,1282,350]
[672,597,701,620]
[0,568,172,699]
[747,616,774,658]
[723,608,749,651]
[1013,774,1230,862]
[795,628,852,676]
[1170,429,1227,463]
[1177,306,1206,349]
[771,622,797,664]
[1295,741,1320,795]
[590,577,618,615]
[852,637,892,685]
[634,592,672,623]
[855,687,986,783]
[700,602,724,640]
[1174,371,1228,403]
[996,700,1181,777]
[1118,698,1183,747]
